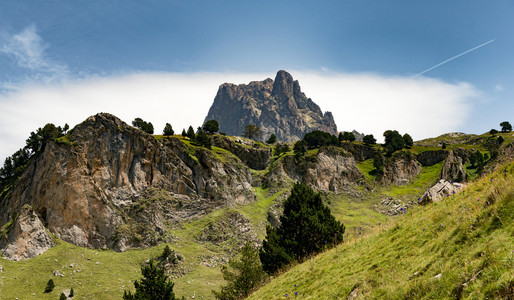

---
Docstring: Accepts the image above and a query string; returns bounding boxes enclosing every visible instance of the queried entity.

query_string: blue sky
[1,1,513,161]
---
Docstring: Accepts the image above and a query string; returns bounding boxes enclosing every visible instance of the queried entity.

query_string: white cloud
[495,84,504,92]
[0,71,477,162]
[0,25,68,82]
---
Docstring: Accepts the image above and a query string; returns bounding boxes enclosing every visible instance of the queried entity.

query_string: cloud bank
[0,71,477,162]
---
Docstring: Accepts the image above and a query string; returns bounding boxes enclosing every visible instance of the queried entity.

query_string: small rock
[69,264,74,268]
[95,262,100,265]
[87,258,91,260]
[434,273,442,279]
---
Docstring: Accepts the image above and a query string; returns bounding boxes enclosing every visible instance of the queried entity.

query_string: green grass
[356,159,376,184]
[249,162,514,299]
[383,162,444,200]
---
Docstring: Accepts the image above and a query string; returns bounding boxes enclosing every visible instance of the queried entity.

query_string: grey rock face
[211,135,272,170]
[204,70,338,142]
[0,113,255,253]
[381,152,422,185]
[440,150,467,182]
[265,146,364,193]
[417,150,448,166]
[0,205,54,261]
[339,142,377,162]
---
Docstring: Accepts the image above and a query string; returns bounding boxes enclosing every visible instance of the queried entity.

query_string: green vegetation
[260,183,345,274]
[132,117,154,134]
[243,124,261,140]
[500,121,512,132]
[203,120,219,134]
[250,163,514,299]
[213,243,267,299]
[363,134,376,145]
[123,259,178,299]
[266,134,277,144]
[163,123,174,136]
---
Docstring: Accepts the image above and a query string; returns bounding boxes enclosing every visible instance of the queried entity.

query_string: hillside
[249,163,514,299]
[0,112,512,299]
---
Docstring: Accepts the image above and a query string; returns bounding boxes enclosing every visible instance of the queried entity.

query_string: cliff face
[204,70,338,142]
[265,146,364,194]
[0,113,255,253]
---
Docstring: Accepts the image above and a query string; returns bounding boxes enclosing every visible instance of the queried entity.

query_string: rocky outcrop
[339,142,377,162]
[381,152,422,185]
[440,150,467,182]
[265,146,364,193]
[417,150,448,166]
[211,135,272,170]
[0,113,255,254]
[419,179,466,204]
[204,70,337,143]
[374,197,408,216]
[0,205,54,261]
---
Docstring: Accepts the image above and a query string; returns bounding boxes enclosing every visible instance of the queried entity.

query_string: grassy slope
[249,162,514,299]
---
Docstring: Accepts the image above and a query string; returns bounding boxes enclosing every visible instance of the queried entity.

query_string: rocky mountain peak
[204,70,338,142]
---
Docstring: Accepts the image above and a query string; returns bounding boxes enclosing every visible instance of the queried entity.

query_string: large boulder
[419,179,466,204]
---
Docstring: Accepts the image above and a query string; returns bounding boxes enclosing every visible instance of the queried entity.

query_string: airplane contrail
[414,39,495,78]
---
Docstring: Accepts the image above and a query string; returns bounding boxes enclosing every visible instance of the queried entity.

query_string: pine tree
[69,287,74,297]
[60,292,67,300]
[163,123,174,136]
[266,134,277,144]
[260,183,345,274]
[213,243,267,299]
[187,126,195,139]
[123,259,177,300]
[181,129,187,137]
[44,279,55,293]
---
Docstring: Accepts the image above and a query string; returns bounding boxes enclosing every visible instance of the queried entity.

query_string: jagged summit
[204,70,338,142]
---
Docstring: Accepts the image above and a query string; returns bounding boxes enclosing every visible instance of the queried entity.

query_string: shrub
[243,125,261,140]
[274,143,290,157]
[266,134,277,144]
[303,131,339,149]
[339,131,356,142]
[293,140,307,158]
[203,120,219,134]
[500,121,512,132]
[132,118,154,134]
[363,134,376,145]
[60,292,67,300]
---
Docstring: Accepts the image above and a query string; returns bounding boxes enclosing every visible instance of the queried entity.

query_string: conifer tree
[44,279,55,293]
[260,183,345,274]
[213,242,267,299]
[163,123,174,136]
[123,259,177,300]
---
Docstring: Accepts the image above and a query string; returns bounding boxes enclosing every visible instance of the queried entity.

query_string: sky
[1,0,513,162]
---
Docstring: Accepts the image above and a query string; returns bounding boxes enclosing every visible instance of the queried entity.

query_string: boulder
[419,179,466,204]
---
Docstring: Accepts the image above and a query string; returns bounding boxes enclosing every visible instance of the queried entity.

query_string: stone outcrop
[211,135,272,170]
[0,205,54,261]
[339,142,377,162]
[204,70,337,143]
[417,150,448,166]
[381,152,422,185]
[0,113,255,255]
[265,146,364,194]
[440,150,467,182]
[419,179,466,204]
